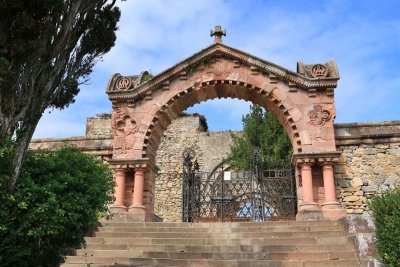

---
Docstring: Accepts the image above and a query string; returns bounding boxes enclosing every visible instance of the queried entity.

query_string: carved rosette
[303,64,328,78]
[115,76,132,90]
[112,109,137,157]
[311,64,327,78]
[296,61,339,79]
[308,105,331,126]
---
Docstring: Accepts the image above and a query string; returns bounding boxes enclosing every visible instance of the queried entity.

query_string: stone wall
[86,113,112,138]
[154,114,237,222]
[30,113,400,221]
[334,121,400,215]
[154,119,400,221]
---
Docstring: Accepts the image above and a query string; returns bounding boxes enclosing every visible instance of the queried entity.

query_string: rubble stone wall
[86,113,112,138]
[334,122,400,215]
[154,114,237,222]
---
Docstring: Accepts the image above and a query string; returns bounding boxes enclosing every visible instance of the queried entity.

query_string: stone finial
[210,25,226,43]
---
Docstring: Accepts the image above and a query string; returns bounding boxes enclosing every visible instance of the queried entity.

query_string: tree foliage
[371,188,400,267]
[0,0,121,190]
[0,145,114,267]
[227,105,292,169]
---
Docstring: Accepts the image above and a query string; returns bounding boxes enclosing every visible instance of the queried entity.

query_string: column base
[322,201,347,220]
[128,205,148,222]
[297,202,322,221]
[109,204,128,213]
[296,209,323,221]
[298,201,319,211]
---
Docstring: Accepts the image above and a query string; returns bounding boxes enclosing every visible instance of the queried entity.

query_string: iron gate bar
[182,150,297,222]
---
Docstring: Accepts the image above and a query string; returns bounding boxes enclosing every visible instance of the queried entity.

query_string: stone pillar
[109,168,127,212]
[129,167,147,221]
[322,163,337,203]
[321,162,346,220]
[296,159,321,221]
[133,168,145,206]
[299,163,318,209]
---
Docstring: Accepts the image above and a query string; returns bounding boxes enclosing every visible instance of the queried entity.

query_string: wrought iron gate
[182,150,297,222]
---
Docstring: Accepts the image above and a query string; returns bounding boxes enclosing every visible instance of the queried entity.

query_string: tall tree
[0,0,121,191]
[227,105,292,169]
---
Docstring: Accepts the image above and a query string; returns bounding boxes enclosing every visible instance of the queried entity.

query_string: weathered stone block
[337,179,351,187]
[384,178,398,186]
[343,196,359,202]
[362,185,379,192]
[351,178,363,188]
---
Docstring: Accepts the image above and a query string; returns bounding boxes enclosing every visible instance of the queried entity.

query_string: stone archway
[105,40,345,221]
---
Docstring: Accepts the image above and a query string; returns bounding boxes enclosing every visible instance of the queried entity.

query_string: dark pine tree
[0,0,122,191]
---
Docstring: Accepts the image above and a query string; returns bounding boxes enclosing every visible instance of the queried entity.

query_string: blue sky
[33,0,400,138]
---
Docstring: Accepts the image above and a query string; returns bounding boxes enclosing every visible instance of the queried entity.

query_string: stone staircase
[61,220,372,267]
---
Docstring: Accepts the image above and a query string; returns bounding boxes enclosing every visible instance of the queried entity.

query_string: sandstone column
[129,167,147,221]
[321,162,346,220]
[109,168,127,212]
[299,163,318,210]
[295,160,322,221]
[322,163,337,203]
[132,168,145,206]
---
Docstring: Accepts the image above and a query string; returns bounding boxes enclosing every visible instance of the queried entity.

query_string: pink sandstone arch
[106,42,345,221]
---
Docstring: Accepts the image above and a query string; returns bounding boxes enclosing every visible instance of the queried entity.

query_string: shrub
[371,187,400,267]
[0,146,114,267]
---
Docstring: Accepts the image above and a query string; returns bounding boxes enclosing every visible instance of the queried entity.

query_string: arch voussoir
[139,77,306,161]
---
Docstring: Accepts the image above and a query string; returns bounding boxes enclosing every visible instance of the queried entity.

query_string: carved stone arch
[107,43,340,161]
[106,42,345,221]
[140,78,304,161]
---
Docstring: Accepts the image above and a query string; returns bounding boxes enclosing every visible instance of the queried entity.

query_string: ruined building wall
[334,122,400,216]
[86,113,112,138]
[154,114,237,222]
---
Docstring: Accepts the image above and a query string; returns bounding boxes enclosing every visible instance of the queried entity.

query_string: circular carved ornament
[115,115,136,130]
[311,64,327,78]
[308,104,331,126]
[115,77,132,90]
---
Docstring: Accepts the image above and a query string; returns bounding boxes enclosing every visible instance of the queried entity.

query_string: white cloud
[34,0,400,138]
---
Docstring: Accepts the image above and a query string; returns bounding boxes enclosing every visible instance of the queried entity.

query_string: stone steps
[84,236,349,246]
[61,221,372,267]
[99,221,342,228]
[97,225,342,233]
[93,231,345,239]
[78,243,355,253]
[61,259,370,267]
[73,250,357,260]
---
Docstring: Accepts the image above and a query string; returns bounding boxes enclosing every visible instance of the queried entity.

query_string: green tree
[0,0,121,191]
[371,188,400,267]
[227,105,292,169]
[0,146,114,267]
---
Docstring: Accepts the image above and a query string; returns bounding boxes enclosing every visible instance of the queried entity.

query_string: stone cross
[210,25,226,43]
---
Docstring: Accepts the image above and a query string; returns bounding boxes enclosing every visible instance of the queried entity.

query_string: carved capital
[128,158,159,173]
[317,153,341,166]
[292,152,341,167]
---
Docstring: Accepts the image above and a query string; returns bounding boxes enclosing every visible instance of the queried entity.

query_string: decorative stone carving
[308,105,331,126]
[311,64,327,78]
[115,76,132,90]
[297,61,339,79]
[112,110,136,156]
